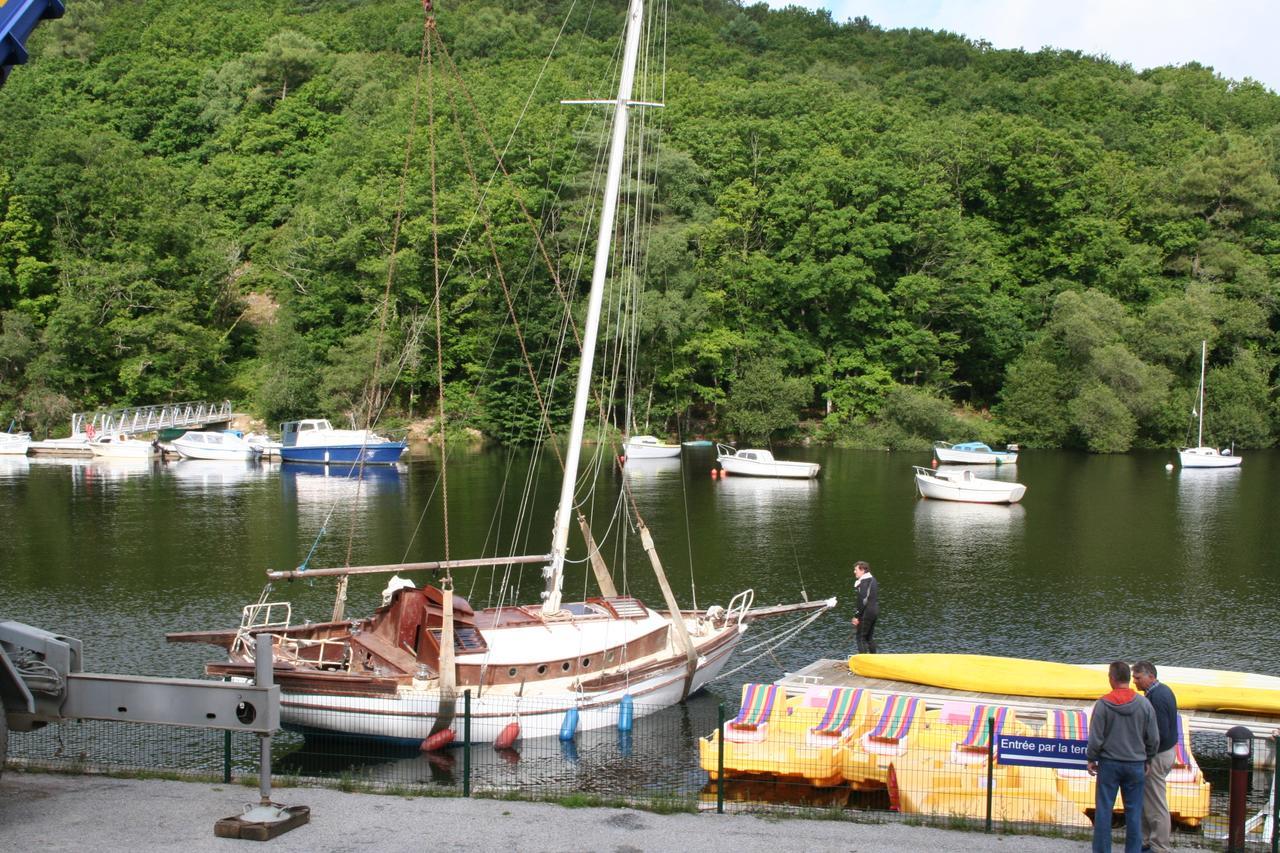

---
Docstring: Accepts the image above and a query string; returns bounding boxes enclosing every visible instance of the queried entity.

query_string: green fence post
[223,729,232,784]
[717,702,725,815]
[463,689,472,798]
[1271,733,1278,853]
[985,715,994,832]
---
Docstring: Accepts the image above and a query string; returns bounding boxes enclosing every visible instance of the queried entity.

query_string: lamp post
[1227,725,1254,853]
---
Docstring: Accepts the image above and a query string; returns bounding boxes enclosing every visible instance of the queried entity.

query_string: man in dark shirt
[851,560,879,654]
[1132,660,1178,853]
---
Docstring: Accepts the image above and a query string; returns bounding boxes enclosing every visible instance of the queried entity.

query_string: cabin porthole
[536,664,547,675]
[507,667,518,678]
[605,650,615,663]
[561,661,572,672]
[581,658,591,668]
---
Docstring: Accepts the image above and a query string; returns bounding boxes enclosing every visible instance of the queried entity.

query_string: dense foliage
[2,0,1278,451]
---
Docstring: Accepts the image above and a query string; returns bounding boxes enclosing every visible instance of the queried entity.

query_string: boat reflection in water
[280,461,404,507]
[912,499,1026,557]
[714,470,819,518]
[1175,465,1242,565]
[0,454,30,480]
[80,456,161,486]
[166,458,273,493]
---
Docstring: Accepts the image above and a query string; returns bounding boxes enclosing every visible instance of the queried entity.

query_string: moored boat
[171,430,262,461]
[88,433,160,459]
[1178,340,1242,469]
[623,434,680,459]
[716,444,820,479]
[913,465,1025,504]
[0,430,31,455]
[933,441,1018,465]
[278,418,407,465]
[168,0,832,746]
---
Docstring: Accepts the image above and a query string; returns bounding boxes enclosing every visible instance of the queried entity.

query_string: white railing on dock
[71,401,233,438]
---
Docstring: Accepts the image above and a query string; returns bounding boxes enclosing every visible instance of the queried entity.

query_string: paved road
[0,771,1107,852]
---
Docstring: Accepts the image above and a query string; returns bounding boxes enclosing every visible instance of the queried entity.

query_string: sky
[768,0,1278,93]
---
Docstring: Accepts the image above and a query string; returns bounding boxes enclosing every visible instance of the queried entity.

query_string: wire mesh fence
[5,683,1278,846]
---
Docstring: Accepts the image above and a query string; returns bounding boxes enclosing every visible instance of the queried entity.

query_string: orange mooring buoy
[495,720,521,749]
[931,458,939,468]
[420,729,456,752]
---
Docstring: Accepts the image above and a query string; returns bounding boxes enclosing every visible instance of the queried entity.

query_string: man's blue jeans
[1093,759,1145,852]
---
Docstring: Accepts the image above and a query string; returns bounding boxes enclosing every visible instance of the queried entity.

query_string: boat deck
[778,659,1280,766]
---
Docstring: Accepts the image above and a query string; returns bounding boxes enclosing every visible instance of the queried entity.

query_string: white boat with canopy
[88,433,160,459]
[933,441,1018,465]
[171,430,262,461]
[1178,341,1241,469]
[716,444,820,479]
[913,465,1026,504]
[169,0,831,745]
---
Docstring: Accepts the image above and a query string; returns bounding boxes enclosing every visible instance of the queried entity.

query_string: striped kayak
[848,653,1280,715]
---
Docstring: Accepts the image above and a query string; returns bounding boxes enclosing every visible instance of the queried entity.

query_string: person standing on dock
[851,561,879,654]
[1132,660,1178,853]
[1086,660,1159,853]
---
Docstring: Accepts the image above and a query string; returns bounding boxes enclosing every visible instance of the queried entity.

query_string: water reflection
[713,474,819,513]
[166,458,273,492]
[912,500,1025,565]
[1175,466,1243,567]
[281,462,404,513]
[0,454,30,479]
[79,457,161,489]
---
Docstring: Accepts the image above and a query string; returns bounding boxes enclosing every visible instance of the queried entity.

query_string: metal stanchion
[985,715,994,832]
[463,690,472,797]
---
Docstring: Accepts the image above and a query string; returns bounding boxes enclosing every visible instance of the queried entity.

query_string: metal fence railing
[5,685,1278,846]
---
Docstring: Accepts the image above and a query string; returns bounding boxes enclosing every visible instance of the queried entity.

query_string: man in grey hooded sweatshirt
[1086,660,1159,853]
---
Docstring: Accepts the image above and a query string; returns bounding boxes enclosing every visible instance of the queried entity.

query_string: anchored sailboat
[169,0,831,744]
[1177,340,1241,469]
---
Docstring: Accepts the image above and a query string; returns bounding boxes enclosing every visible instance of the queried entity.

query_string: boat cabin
[280,419,335,447]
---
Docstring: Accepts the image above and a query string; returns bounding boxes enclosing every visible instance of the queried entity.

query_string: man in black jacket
[1133,660,1178,853]
[851,560,879,654]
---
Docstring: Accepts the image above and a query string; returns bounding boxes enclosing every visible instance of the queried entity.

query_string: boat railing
[231,601,292,655]
[726,589,755,625]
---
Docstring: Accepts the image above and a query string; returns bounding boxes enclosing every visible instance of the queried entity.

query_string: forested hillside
[2,0,1278,451]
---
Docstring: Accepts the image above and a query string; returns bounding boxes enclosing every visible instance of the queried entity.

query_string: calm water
[2,446,1275,693]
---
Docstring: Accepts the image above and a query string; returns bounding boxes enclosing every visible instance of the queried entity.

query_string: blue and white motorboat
[278,418,407,465]
[933,441,1018,465]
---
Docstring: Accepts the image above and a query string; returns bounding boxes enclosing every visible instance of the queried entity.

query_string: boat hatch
[429,627,487,653]
[562,602,606,616]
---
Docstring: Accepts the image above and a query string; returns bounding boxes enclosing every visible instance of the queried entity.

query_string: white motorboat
[171,430,262,461]
[169,0,832,745]
[624,435,680,459]
[88,433,160,459]
[716,444,820,479]
[0,431,31,455]
[1178,341,1242,469]
[913,465,1026,504]
[243,431,282,457]
[933,441,1018,465]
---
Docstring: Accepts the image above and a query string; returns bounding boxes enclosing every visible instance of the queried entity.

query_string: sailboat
[1177,341,1242,469]
[168,0,832,744]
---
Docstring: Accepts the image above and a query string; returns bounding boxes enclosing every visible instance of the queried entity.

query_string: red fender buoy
[495,720,521,749]
[420,729,456,752]
[710,468,718,478]
[931,458,938,468]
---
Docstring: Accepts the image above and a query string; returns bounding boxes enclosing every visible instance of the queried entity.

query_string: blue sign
[997,734,1089,770]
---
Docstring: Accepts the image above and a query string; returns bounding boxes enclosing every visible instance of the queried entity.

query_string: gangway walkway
[73,400,234,438]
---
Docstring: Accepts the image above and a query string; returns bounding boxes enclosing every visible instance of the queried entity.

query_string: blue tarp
[0,0,65,85]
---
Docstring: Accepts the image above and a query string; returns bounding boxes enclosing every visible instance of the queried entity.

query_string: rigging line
[426,23,450,569]
[712,609,829,683]
[338,0,433,572]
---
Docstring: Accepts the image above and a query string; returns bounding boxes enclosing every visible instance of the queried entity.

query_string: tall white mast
[543,0,646,614]
[1196,339,1206,448]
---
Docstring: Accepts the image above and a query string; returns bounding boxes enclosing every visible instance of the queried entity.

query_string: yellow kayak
[848,654,1280,715]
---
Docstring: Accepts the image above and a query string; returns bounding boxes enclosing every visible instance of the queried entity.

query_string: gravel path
[0,771,1108,852]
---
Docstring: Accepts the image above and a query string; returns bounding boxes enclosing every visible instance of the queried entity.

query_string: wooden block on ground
[214,805,310,841]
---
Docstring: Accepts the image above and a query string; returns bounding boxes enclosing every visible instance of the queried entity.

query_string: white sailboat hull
[914,467,1026,504]
[1178,447,1242,468]
[274,628,743,743]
